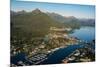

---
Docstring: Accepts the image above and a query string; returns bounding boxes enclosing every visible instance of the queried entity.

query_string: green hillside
[11,9,64,39]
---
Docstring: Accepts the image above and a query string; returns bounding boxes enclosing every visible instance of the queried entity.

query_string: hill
[11,9,64,39]
[47,12,95,28]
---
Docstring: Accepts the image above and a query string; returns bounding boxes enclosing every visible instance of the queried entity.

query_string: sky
[11,0,95,19]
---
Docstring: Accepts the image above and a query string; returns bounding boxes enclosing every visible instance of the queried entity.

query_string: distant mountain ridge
[46,12,95,26]
[11,9,95,39]
[11,9,95,27]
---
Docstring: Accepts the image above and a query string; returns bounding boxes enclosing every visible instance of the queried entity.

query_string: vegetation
[11,9,64,40]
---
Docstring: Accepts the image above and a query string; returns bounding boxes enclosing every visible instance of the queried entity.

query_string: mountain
[46,12,66,23]
[11,9,95,39]
[32,8,42,14]
[47,12,81,28]
[46,12,79,23]
[11,9,64,39]
[47,12,95,28]
[79,19,95,26]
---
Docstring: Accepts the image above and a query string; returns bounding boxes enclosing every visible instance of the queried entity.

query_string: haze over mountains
[11,8,95,38]
[11,8,95,26]
[46,12,95,26]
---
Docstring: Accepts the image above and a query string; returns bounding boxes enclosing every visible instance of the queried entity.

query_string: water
[39,45,83,64]
[11,52,33,65]
[11,26,95,65]
[40,26,95,64]
[69,27,95,42]
[11,52,26,65]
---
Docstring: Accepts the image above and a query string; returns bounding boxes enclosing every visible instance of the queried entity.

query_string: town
[62,40,95,63]
[11,27,80,66]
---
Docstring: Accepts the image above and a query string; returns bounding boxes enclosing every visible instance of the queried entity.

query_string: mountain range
[11,9,64,38]
[46,12,95,27]
[11,9,95,38]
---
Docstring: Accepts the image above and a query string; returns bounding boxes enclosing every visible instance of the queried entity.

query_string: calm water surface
[40,27,95,64]
[11,27,95,65]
